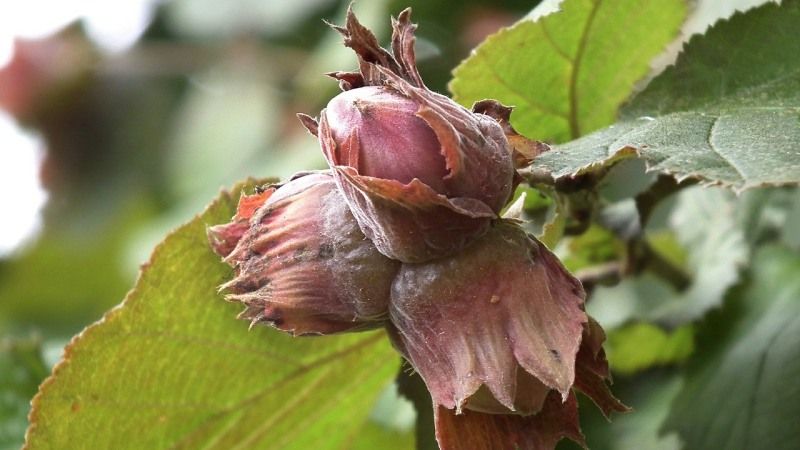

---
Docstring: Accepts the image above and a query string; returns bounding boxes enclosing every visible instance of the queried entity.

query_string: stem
[626,239,691,290]
[642,241,691,290]
[575,261,622,296]
[635,175,697,228]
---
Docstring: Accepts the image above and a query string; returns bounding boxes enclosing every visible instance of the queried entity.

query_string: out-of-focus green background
[0,0,539,337]
[0,1,537,447]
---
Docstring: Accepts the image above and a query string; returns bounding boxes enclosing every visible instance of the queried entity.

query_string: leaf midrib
[568,0,603,138]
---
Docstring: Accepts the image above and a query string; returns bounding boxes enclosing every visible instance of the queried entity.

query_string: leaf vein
[168,333,385,448]
[120,329,304,367]
[271,355,392,449]
[568,0,603,138]
[538,20,571,62]
[477,52,569,119]
[706,115,746,182]
[229,368,331,450]
[741,330,780,450]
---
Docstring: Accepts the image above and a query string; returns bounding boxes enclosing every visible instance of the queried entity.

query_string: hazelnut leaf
[537,1,800,191]
[664,246,800,449]
[451,0,686,143]
[25,180,401,449]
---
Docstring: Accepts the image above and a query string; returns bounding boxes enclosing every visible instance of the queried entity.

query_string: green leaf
[604,323,694,376]
[587,273,676,330]
[1,337,48,450]
[604,373,683,450]
[349,421,413,450]
[25,181,401,449]
[539,193,568,248]
[450,0,686,143]
[645,230,687,274]
[560,224,622,273]
[538,0,800,190]
[588,187,747,326]
[507,185,562,244]
[350,381,414,450]
[734,187,799,244]
[784,190,800,250]
[571,370,684,450]
[661,187,748,321]
[664,245,800,449]
[597,158,657,203]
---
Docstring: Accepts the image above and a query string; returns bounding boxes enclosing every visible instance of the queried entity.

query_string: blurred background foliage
[0,1,538,448]
[0,0,539,339]
[1,0,798,449]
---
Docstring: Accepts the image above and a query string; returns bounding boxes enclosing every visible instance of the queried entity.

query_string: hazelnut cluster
[209,8,625,449]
